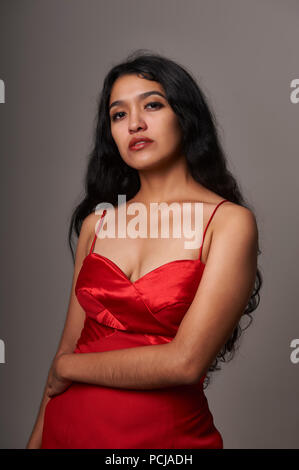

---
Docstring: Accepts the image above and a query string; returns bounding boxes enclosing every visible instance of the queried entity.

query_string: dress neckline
[84,251,205,285]
[86,199,229,285]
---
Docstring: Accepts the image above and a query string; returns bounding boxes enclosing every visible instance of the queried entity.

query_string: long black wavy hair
[68,49,263,390]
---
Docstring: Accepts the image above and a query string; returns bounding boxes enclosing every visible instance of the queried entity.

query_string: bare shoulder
[78,211,102,258]
[83,211,100,233]
[215,200,258,233]
[212,200,258,257]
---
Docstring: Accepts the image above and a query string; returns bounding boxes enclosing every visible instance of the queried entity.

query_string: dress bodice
[74,199,229,351]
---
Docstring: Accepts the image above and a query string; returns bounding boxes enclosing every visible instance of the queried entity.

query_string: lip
[129,141,154,151]
[129,136,154,149]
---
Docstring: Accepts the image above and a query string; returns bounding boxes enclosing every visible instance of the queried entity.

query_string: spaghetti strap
[198,199,229,262]
[89,209,107,255]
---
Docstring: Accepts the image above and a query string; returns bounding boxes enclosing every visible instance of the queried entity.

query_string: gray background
[0,0,298,449]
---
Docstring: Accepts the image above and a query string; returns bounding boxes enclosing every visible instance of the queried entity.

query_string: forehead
[109,74,165,104]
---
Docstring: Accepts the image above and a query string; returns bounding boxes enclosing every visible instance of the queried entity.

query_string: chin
[135,156,171,171]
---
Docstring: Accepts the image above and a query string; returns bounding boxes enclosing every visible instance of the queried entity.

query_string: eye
[145,101,163,110]
[110,101,163,122]
[111,111,125,122]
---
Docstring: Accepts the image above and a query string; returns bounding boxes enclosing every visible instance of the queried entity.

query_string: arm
[174,205,258,382]
[26,214,96,449]
[26,352,65,449]
[55,205,258,390]
[56,341,187,391]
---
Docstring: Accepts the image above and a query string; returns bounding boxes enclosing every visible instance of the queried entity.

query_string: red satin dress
[41,199,229,449]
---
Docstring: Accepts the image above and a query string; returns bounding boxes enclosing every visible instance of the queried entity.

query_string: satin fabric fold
[41,250,223,449]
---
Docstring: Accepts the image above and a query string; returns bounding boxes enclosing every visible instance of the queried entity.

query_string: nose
[128,109,147,133]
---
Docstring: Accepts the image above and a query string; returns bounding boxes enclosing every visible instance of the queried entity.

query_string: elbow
[181,362,202,385]
[174,348,202,385]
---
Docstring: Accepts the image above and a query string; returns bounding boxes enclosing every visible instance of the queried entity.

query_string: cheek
[111,128,123,150]
[161,117,182,147]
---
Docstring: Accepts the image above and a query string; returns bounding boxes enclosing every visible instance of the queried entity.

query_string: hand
[47,353,73,398]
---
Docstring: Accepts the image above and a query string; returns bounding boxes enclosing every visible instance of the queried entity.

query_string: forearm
[59,342,191,390]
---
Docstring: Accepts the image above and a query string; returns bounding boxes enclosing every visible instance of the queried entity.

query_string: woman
[27,50,262,449]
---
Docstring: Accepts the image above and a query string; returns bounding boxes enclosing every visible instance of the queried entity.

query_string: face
[108,74,183,170]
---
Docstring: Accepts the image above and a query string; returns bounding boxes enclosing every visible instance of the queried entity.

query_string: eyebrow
[109,90,166,111]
